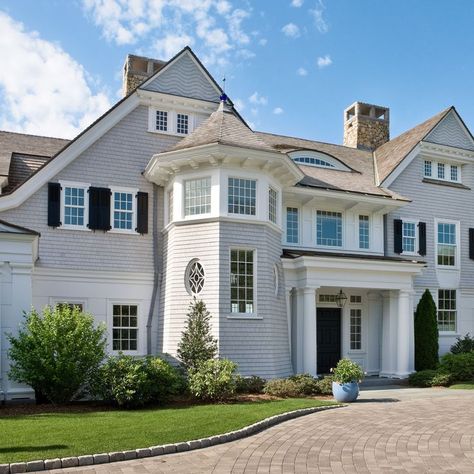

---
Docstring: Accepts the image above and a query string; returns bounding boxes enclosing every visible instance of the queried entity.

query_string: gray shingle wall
[143,53,220,103]
[0,105,177,272]
[425,111,474,150]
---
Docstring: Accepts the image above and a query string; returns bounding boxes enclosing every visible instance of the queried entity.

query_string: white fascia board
[0,94,140,212]
[33,266,154,283]
[419,141,474,163]
[380,143,421,187]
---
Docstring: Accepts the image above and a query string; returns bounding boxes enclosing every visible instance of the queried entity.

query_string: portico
[283,251,425,378]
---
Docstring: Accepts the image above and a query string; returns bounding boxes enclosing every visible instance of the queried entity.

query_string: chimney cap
[344,101,389,123]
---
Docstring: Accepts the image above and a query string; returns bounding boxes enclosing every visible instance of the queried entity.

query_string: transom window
[64,186,85,227]
[113,191,134,230]
[177,113,189,134]
[402,221,417,253]
[437,222,457,266]
[184,177,211,216]
[155,110,168,131]
[359,215,369,249]
[350,295,362,304]
[350,308,362,350]
[438,289,456,332]
[424,160,461,183]
[286,207,299,243]
[112,304,138,351]
[228,178,256,215]
[319,294,337,303]
[316,211,342,247]
[230,249,254,314]
[268,187,278,224]
[185,260,205,295]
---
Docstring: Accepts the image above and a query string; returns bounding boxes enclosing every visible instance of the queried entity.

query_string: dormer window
[423,159,461,183]
[289,150,350,171]
[148,107,193,136]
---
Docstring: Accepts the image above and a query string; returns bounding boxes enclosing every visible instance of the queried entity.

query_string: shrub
[97,355,184,408]
[263,378,299,398]
[8,305,106,404]
[315,376,334,395]
[431,372,452,387]
[177,299,218,371]
[188,359,237,401]
[439,352,474,382]
[289,373,319,395]
[236,375,265,394]
[450,334,474,354]
[332,359,364,384]
[414,289,439,371]
[408,369,438,387]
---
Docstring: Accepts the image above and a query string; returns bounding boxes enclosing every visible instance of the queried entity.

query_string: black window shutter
[418,222,427,256]
[469,228,474,260]
[47,182,61,227]
[88,187,111,231]
[136,192,149,234]
[394,219,403,254]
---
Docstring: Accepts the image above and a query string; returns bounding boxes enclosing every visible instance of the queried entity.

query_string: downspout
[147,183,162,355]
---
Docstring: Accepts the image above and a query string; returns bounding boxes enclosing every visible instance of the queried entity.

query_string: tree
[177,299,218,371]
[414,289,439,371]
[8,305,107,404]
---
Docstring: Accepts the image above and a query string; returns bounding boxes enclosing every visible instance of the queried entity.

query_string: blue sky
[1,0,474,143]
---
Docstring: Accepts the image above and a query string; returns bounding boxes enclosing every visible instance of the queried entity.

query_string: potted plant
[331,358,364,402]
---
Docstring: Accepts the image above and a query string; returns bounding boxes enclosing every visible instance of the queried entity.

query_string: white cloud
[249,92,268,106]
[0,12,110,139]
[281,22,300,38]
[297,67,308,76]
[250,108,258,116]
[233,98,245,111]
[317,54,332,68]
[259,38,268,46]
[310,0,329,33]
[291,0,304,7]
[273,107,284,115]
[82,0,253,65]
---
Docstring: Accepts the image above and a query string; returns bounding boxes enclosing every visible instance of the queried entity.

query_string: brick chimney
[343,102,390,150]
[122,54,166,96]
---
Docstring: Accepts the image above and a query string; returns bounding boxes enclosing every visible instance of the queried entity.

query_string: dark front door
[317,308,341,374]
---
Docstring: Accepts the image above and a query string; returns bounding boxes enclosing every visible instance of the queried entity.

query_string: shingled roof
[374,107,452,183]
[170,101,275,153]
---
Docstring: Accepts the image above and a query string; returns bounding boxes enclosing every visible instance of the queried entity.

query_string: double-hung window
[228,178,256,215]
[112,304,138,351]
[268,187,278,224]
[437,221,457,266]
[359,215,369,249]
[111,189,136,231]
[438,289,456,332]
[423,160,461,183]
[230,249,254,314]
[316,211,342,247]
[402,221,417,253]
[286,207,299,244]
[184,177,211,216]
[61,182,89,230]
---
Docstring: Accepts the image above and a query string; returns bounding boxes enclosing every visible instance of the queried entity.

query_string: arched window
[292,156,336,168]
[185,259,205,296]
[289,151,350,171]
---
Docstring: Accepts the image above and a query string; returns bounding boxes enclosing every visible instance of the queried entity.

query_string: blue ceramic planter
[332,381,359,402]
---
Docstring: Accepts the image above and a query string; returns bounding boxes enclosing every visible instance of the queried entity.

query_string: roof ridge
[0,129,69,141]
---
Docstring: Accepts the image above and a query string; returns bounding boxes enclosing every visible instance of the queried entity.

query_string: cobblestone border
[0,404,343,473]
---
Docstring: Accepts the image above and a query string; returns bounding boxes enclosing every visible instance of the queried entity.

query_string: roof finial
[219,76,228,103]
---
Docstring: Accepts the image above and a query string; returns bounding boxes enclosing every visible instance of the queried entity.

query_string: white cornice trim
[137,89,218,114]
[0,94,141,212]
[419,141,474,162]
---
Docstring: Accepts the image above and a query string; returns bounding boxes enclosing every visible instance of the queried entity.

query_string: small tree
[177,299,217,371]
[8,305,107,404]
[414,289,439,371]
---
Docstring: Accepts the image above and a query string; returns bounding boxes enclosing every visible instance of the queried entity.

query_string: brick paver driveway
[52,387,474,474]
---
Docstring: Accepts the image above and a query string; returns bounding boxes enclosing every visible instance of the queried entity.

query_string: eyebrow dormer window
[292,156,335,168]
[289,151,350,171]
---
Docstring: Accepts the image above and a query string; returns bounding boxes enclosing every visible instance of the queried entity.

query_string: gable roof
[0,218,39,235]
[171,101,275,153]
[374,107,452,183]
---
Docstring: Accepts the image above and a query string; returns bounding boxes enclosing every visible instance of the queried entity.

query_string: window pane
[350,309,362,350]
[286,207,299,243]
[402,222,416,253]
[450,165,458,182]
[230,249,254,314]
[112,304,138,350]
[424,160,432,177]
[156,110,168,131]
[268,187,278,223]
[177,113,189,134]
[228,178,256,216]
[64,186,85,226]
[437,223,456,266]
[438,290,456,332]
[316,211,342,246]
[437,163,445,180]
[359,215,369,249]
[184,178,211,216]
[113,191,134,230]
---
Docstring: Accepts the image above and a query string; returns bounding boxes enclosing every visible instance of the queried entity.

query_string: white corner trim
[0,94,140,212]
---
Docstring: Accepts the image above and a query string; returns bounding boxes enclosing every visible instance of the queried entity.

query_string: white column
[367,291,382,375]
[380,290,397,377]
[395,290,414,378]
[302,287,317,376]
[285,288,292,355]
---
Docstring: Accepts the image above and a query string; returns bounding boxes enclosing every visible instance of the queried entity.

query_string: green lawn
[0,399,334,463]
[449,382,474,389]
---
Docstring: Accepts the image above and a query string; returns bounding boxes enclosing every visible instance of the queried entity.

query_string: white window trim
[183,176,212,219]
[437,289,458,334]
[228,247,258,318]
[435,218,460,269]
[148,107,195,137]
[315,209,345,249]
[423,159,462,184]
[59,180,90,231]
[285,205,301,245]
[109,186,139,234]
[227,176,258,219]
[401,219,419,256]
[108,300,143,355]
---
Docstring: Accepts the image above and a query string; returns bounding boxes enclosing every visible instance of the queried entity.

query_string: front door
[317,308,341,374]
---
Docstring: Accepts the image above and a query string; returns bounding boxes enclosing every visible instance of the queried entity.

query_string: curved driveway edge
[0,403,343,473]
